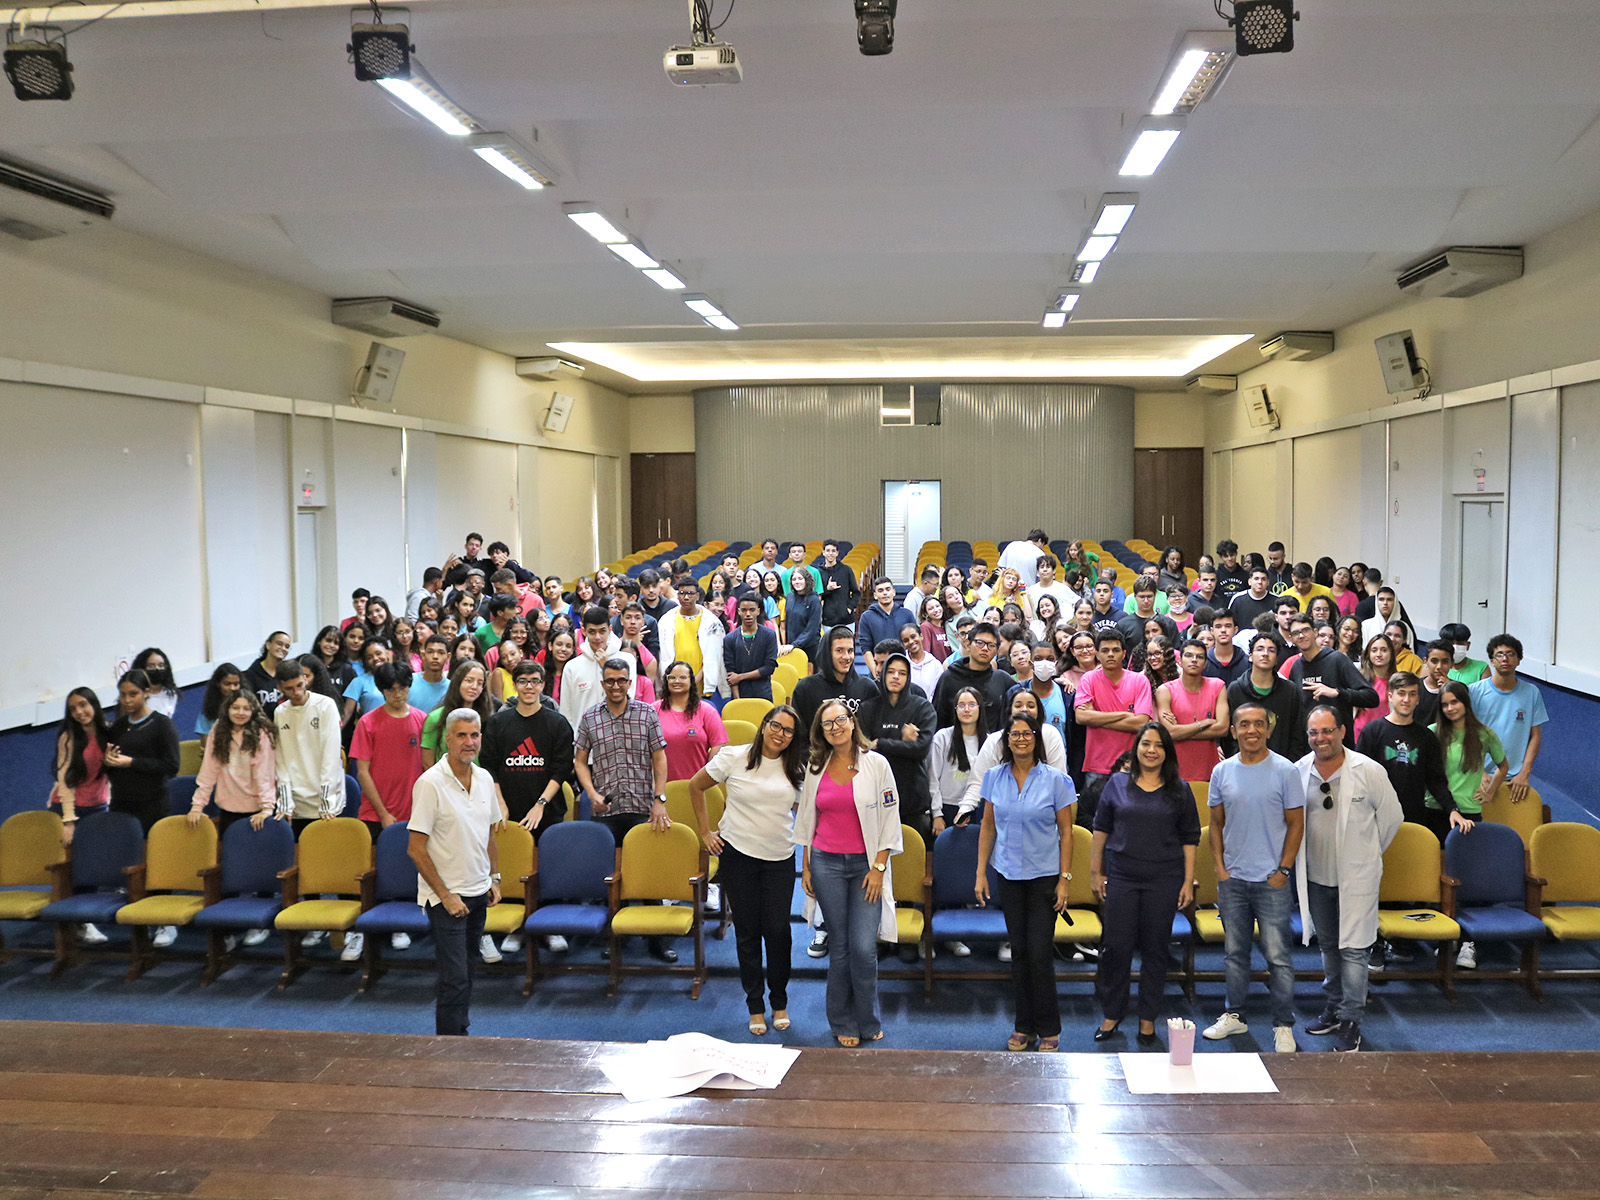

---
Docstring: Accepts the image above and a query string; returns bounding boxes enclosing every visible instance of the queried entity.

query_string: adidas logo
[505,735,544,769]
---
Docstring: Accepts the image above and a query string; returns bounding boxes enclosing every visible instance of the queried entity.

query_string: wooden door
[1133,448,1205,565]
[630,452,698,550]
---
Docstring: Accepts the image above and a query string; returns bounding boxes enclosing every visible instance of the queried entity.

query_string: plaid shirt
[575,698,667,816]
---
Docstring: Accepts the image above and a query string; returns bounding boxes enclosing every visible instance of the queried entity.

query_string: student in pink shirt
[1072,630,1156,825]
[1155,642,1229,783]
[189,691,278,835]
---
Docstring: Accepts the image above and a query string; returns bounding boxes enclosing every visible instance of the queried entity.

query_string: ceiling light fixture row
[562,202,688,292]
[1043,193,1134,328]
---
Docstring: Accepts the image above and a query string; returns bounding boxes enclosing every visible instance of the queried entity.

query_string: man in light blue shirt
[1468,633,1549,803]
[1203,699,1306,1052]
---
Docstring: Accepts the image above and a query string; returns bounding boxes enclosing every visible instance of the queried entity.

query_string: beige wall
[630,393,696,453]
[1134,391,1207,447]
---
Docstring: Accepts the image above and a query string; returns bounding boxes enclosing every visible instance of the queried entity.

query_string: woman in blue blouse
[975,711,1078,1052]
[1090,722,1201,1047]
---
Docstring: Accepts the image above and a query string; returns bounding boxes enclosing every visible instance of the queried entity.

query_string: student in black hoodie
[816,540,860,635]
[932,621,1015,732]
[791,625,877,735]
[862,644,936,842]
[105,668,181,835]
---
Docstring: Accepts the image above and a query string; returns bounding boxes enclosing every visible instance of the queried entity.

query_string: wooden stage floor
[0,1021,1598,1198]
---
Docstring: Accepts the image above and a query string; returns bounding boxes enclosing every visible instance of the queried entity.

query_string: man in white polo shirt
[410,708,501,1036]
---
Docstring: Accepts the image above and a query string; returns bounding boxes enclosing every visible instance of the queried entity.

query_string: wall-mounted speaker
[544,391,575,433]
[352,341,404,406]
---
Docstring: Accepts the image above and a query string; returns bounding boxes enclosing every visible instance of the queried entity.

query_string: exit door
[883,480,941,585]
[1134,448,1205,565]
[1458,500,1506,634]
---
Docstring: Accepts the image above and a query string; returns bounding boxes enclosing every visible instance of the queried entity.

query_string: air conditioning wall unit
[515,356,586,381]
[1259,331,1334,362]
[331,296,441,338]
[0,155,114,240]
[1185,374,1237,394]
[1242,384,1279,430]
[1396,246,1523,299]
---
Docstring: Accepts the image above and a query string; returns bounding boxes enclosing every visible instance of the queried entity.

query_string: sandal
[772,1010,791,1031]
[1037,1036,1060,1053]
[1007,1032,1038,1052]
[748,1014,767,1036]
[868,1031,884,1043]
[835,1035,860,1048]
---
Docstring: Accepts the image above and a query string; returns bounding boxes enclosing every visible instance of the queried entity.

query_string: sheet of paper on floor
[600,1032,801,1102]
[1119,1051,1279,1094]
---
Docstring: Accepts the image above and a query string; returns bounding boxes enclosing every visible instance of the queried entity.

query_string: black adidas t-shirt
[481,703,575,823]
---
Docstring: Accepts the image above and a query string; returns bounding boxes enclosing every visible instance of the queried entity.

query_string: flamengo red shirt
[349,705,427,822]
[1073,667,1156,775]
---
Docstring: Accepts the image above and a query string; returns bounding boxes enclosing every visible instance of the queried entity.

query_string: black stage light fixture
[1233,0,1296,56]
[4,27,73,101]
[349,19,414,82]
[855,0,897,56]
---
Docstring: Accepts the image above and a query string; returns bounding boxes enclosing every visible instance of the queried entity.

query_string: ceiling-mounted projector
[664,43,742,85]
[515,357,585,381]
[1259,331,1334,362]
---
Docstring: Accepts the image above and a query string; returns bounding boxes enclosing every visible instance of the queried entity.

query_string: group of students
[40,528,1552,1050]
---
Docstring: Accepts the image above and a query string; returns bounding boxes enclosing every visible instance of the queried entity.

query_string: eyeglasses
[971,639,999,651]
[767,724,797,739]
[820,716,853,730]
[1319,780,1333,810]
[1006,730,1036,740]
[601,678,631,688]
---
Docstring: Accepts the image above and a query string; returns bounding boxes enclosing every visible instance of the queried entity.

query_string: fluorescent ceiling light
[1077,235,1117,262]
[468,134,557,190]
[545,334,1257,384]
[1119,117,1186,177]
[684,296,723,318]
[1092,193,1138,237]
[1150,33,1234,116]
[1055,291,1081,312]
[609,242,659,269]
[705,314,740,331]
[1072,261,1101,283]
[643,268,686,290]
[376,75,474,136]
[563,204,630,245]
[1041,311,1068,329]
[473,146,544,189]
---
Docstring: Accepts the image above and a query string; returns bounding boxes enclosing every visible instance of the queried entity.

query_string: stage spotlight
[349,17,414,82]
[1232,0,1296,56]
[855,0,897,56]
[4,27,72,101]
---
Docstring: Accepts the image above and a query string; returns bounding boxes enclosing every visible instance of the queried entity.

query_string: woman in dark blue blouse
[1090,722,1200,1047]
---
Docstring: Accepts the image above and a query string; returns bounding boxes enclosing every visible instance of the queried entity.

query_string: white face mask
[1452,645,1468,663]
[1032,660,1057,682]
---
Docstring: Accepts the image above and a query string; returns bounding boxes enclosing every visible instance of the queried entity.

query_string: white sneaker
[242,928,270,947]
[544,934,568,953]
[1455,941,1477,970]
[997,942,1012,962]
[500,933,522,954]
[390,932,411,950]
[222,933,240,953]
[479,934,503,964]
[339,932,364,962]
[301,930,326,948]
[807,929,829,958]
[703,883,722,913]
[1203,1012,1249,1040]
[151,926,177,948]
[1274,1026,1298,1053]
[945,941,971,957]
[79,923,108,946]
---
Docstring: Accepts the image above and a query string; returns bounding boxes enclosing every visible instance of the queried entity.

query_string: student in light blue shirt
[975,711,1077,1051]
[1468,634,1549,802]
[342,641,392,726]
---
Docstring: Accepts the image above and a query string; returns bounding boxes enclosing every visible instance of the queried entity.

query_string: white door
[882,480,941,585]
[1458,500,1505,635]
[295,510,321,644]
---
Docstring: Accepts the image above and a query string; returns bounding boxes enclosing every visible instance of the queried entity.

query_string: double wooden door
[1133,448,1205,565]
[630,453,697,549]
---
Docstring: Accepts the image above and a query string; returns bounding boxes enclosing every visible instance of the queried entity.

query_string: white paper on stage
[599,1033,801,1103]
[1117,1051,1279,1094]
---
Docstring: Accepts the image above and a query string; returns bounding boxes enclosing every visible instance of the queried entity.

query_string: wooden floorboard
[4,1020,1600,1198]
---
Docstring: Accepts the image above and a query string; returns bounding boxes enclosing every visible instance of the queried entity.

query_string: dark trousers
[719,840,795,1014]
[1076,772,1111,831]
[996,874,1062,1037]
[902,807,932,845]
[216,809,255,839]
[598,811,650,847]
[112,795,166,836]
[425,891,490,1036]
[1417,805,1451,846]
[1096,860,1186,1024]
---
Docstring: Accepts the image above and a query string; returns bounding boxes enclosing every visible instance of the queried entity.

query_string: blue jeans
[808,849,882,1040]
[1307,881,1369,1023]
[1216,875,1296,1027]
[425,891,490,1036]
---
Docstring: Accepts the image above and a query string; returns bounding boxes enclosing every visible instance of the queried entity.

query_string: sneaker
[1273,1026,1298,1054]
[1333,1021,1362,1052]
[479,934,503,964]
[78,923,109,946]
[897,943,918,964]
[242,928,270,947]
[1073,943,1100,962]
[1455,941,1477,970]
[390,932,411,951]
[1387,940,1416,962]
[997,942,1012,962]
[500,933,522,954]
[222,933,240,953]
[301,931,326,948]
[151,926,177,948]
[944,941,971,957]
[1203,1012,1249,1040]
[807,929,830,958]
[704,883,722,913]
[339,932,364,962]
[544,934,568,953]
[1304,1011,1341,1036]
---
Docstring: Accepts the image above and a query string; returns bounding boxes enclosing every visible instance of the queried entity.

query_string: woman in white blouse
[689,705,806,1037]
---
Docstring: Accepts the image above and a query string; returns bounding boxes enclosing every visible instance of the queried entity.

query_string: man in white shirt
[272,660,345,832]
[1028,555,1078,611]
[409,708,500,1036]
[905,564,942,623]
[998,529,1051,588]
[560,605,634,726]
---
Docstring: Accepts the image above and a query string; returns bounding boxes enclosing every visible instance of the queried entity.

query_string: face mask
[1452,645,1468,663]
[1032,660,1057,682]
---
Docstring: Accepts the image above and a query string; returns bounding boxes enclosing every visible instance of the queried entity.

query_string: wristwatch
[1059,872,1072,880]
[489,873,502,883]
[872,860,887,872]
[1270,866,1291,879]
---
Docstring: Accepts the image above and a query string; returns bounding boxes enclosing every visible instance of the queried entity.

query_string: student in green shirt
[1439,623,1491,684]
[1428,681,1507,817]
[419,661,497,769]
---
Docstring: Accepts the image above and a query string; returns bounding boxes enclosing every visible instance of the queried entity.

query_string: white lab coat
[1293,750,1403,949]
[657,606,728,697]
[793,750,904,941]
[958,725,1068,816]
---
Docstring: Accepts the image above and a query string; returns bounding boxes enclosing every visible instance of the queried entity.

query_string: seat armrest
[1440,874,1458,918]
[358,869,376,908]
[124,863,148,901]
[200,864,223,906]
[1525,874,1544,914]
[277,865,301,907]
[47,859,73,901]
